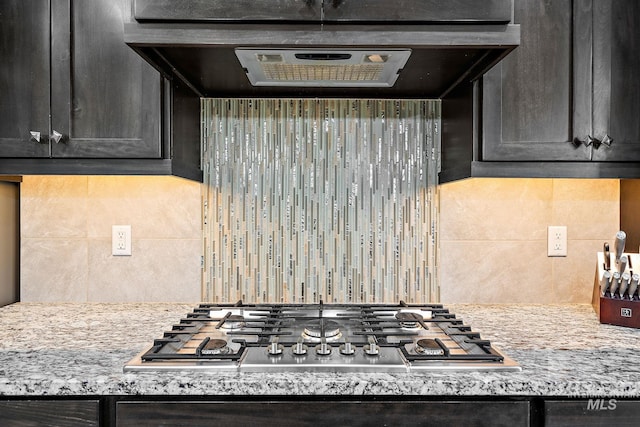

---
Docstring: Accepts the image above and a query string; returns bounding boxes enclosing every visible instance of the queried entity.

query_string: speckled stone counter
[1,302,640,397]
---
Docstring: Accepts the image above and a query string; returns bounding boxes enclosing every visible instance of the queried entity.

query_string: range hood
[124,0,519,98]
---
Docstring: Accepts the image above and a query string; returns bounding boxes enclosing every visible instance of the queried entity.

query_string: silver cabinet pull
[51,130,63,144]
[29,131,42,143]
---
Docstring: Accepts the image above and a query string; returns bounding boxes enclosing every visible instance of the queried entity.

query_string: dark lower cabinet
[6,396,640,425]
[545,399,640,427]
[115,400,530,427]
[0,400,99,427]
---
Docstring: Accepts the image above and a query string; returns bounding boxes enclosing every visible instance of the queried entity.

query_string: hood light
[235,49,411,87]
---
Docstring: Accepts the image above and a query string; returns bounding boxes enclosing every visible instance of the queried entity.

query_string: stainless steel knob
[50,130,63,144]
[29,131,42,143]
[339,341,355,356]
[267,337,283,356]
[315,338,331,356]
[292,338,308,356]
[364,336,379,356]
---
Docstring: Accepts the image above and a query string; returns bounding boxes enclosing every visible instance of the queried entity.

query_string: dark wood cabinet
[0,1,51,158]
[49,0,161,159]
[591,0,640,161]
[116,400,530,426]
[133,0,511,23]
[0,400,99,427]
[321,0,512,23]
[1,0,160,159]
[481,0,591,162]
[134,0,322,21]
[474,0,640,177]
[545,399,640,427]
[0,0,202,180]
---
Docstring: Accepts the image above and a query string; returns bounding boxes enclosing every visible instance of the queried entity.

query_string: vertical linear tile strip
[203,99,440,303]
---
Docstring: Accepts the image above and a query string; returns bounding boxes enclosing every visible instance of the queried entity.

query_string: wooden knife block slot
[592,251,640,329]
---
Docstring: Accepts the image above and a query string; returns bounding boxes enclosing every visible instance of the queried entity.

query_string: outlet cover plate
[112,225,132,256]
[548,225,567,257]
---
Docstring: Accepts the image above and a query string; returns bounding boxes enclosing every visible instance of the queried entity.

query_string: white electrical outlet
[547,225,567,257]
[112,225,132,256]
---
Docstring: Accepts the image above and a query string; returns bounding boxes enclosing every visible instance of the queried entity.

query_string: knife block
[592,251,640,328]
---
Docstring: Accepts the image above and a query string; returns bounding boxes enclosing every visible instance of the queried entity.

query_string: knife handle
[614,231,626,263]
[619,255,629,275]
[603,242,611,270]
[600,270,613,295]
[629,274,640,300]
[610,272,621,296]
[619,272,631,298]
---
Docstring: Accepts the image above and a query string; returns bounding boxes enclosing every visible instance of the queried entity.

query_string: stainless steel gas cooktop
[124,301,520,373]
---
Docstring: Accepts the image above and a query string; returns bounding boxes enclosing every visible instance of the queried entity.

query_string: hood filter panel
[236,49,411,87]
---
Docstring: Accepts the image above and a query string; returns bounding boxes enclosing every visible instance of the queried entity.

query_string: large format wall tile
[21,176,88,238]
[87,239,201,302]
[21,238,89,302]
[439,178,620,303]
[20,176,201,302]
[440,178,552,241]
[439,240,552,303]
[87,176,201,239]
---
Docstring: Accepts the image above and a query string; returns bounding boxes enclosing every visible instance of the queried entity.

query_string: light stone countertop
[1,302,639,397]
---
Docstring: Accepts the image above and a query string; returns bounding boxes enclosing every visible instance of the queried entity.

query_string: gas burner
[200,338,230,355]
[415,338,444,356]
[395,312,424,329]
[302,319,342,342]
[220,314,246,330]
[126,301,521,372]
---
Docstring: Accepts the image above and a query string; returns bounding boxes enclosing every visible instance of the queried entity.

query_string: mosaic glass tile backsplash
[202,99,440,303]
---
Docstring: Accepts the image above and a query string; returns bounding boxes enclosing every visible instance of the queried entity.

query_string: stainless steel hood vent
[124,0,520,98]
[235,49,411,87]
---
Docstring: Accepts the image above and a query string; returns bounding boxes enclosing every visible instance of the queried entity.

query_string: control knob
[364,336,380,356]
[268,337,284,356]
[339,341,356,356]
[292,338,308,356]
[315,338,332,356]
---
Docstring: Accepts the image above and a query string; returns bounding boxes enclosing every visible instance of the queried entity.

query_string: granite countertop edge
[1,302,639,398]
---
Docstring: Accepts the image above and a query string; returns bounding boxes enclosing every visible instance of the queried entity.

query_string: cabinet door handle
[29,131,42,143]
[572,134,613,150]
[572,135,600,148]
[50,130,63,144]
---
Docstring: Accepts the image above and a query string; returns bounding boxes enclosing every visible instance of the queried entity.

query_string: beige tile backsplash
[439,178,620,303]
[20,175,619,303]
[21,176,202,302]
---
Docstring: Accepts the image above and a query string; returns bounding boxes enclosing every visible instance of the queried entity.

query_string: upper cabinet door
[591,0,640,161]
[322,0,512,23]
[0,0,51,158]
[50,0,161,158]
[481,0,591,161]
[133,0,322,21]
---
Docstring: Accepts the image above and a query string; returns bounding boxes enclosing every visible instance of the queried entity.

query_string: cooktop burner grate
[125,300,520,372]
